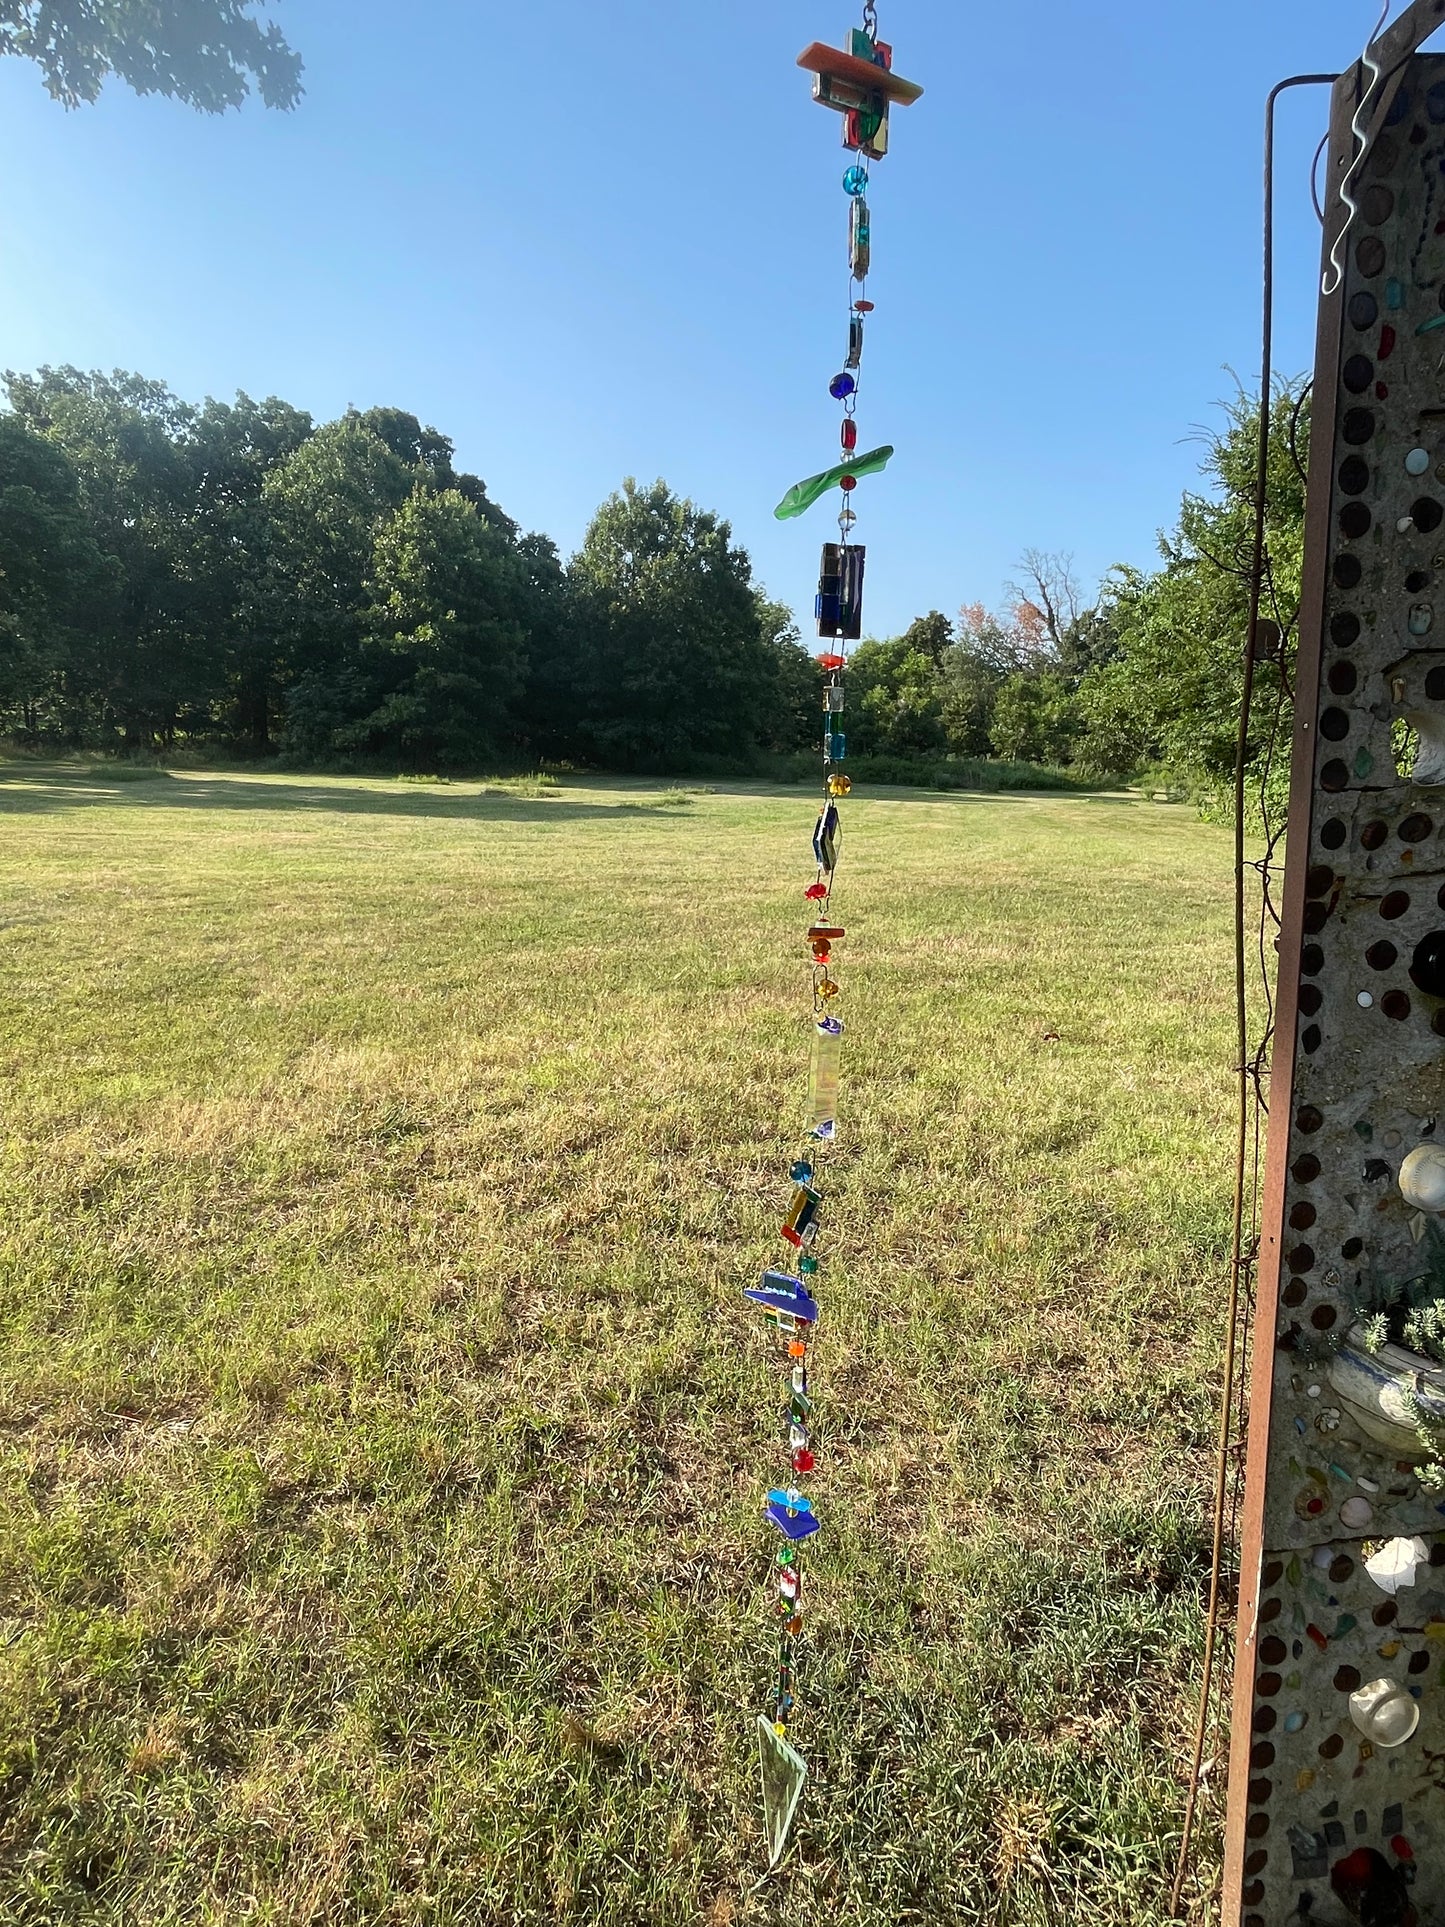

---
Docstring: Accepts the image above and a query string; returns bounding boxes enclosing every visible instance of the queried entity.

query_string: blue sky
[0,0,1411,637]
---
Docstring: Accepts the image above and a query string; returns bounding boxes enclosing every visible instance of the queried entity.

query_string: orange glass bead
[818,653,845,670]
[811,941,832,963]
[789,1341,807,1358]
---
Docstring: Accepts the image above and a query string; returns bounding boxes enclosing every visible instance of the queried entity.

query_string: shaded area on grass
[0,767,693,825]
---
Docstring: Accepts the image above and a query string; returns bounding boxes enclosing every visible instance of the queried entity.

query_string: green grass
[0,763,1235,1926]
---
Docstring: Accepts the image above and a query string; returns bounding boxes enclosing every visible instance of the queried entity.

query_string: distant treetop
[0,0,303,112]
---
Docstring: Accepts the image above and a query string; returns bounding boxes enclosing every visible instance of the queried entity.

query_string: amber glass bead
[817,977,840,999]
[828,774,853,797]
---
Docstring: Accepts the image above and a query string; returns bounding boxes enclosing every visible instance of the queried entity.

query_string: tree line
[0,367,824,770]
[843,384,1306,798]
[0,367,1304,789]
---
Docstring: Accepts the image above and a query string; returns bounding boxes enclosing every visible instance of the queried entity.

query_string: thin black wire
[1312,130,1331,223]
[1168,66,1340,1922]
[1289,381,1315,490]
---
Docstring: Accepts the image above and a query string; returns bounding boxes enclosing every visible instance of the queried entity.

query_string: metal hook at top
[863,1,879,38]
[1322,0,1395,294]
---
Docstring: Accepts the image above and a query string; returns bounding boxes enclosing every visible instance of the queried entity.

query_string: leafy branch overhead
[0,0,302,111]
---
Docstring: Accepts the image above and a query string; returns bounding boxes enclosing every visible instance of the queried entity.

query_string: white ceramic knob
[1400,1144,1445,1212]
[1348,1677,1420,1748]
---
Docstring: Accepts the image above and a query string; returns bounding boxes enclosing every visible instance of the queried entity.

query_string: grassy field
[0,763,1237,1927]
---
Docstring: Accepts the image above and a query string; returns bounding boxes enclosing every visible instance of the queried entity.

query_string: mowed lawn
[0,764,1236,1927]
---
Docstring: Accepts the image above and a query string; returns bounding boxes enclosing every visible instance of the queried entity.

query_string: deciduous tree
[0,0,303,111]
[569,479,774,767]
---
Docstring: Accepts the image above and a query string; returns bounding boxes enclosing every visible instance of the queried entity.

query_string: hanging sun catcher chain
[751,9,922,1872]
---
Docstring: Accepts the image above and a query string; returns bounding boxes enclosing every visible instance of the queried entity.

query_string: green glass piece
[1287,1554,1302,1586]
[757,1714,807,1869]
[799,1256,819,1275]
[774,445,895,521]
[1355,1120,1373,1140]
[1418,313,1445,335]
[1354,747,1374,777]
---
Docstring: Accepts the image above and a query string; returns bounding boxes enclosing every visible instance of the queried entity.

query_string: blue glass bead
[767,1504,819,1542]
[831,733,847,760]
[829,372,856,401]
[843,165,870,198]
[791,1161,814,1183]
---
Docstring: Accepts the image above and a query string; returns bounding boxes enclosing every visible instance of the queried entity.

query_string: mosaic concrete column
[1225,33,1445,1927]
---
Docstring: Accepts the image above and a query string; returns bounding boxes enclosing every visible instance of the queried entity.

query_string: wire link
[767,0,896,1760]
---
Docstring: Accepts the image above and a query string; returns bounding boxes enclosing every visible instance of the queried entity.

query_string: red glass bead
[1380,324,1397,359]
[841,419,858,452]
[853,299,875,313]
[840,475,857,492]
[792,1448,815,1473]
[1376,382,1389,399]
[805,883,829,901]
[817,653,845,669]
